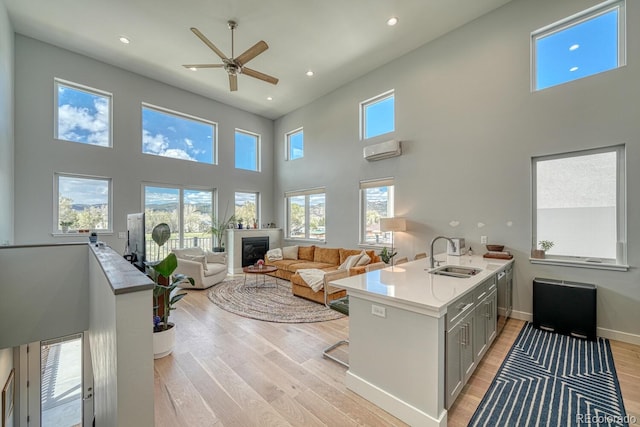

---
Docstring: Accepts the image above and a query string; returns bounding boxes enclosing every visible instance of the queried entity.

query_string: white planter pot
[153,323,175,359]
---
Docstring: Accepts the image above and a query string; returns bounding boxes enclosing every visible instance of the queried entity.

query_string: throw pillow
[266,248,283,261]
[282,245,299,260]
[185,254,207,271]
[355,250,371,266]
[204,250,226,264]
[339,253,362,270]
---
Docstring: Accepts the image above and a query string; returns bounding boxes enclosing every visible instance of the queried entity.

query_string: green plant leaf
[170,293,187,305]
[153,253,178,278]
[152,223,171,247]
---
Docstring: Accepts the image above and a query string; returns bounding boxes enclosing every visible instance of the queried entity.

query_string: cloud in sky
[142,130,196,161]
[58,97,109,146]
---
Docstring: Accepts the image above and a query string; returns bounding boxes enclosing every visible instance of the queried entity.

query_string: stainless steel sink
[429,265,482,279]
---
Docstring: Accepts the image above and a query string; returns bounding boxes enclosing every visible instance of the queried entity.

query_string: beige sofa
[172,247,227,289]
[265,245,380,304]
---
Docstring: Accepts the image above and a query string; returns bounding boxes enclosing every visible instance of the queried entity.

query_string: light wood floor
[155,286,640,426]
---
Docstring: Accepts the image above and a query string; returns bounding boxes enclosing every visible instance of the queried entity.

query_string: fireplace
[242,237,269,267]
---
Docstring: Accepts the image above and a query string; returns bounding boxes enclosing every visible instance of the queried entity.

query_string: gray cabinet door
[474,298,488,360]
[486,289,497,344]
[461,313,475,383]
[446,323,463,408]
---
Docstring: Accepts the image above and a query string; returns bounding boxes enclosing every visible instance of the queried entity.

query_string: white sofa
[172,247,227,289]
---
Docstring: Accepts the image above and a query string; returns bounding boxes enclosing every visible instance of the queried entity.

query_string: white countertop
[329,254,514,317]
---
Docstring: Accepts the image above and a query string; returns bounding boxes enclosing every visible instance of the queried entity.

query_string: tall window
[55,173,111,232]
[235,129,260,171]
[285,188,326,241]
[55,79,112,147]
[359,178,395,245]
[532,145,626,266]
[144,185,213,260]
[235,192,259,227]
[142,104,216,164]
[360,90,395,140]
[286,128,304,160]
[532,0,626,91]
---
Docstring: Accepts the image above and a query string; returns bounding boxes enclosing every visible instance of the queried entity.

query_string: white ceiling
[5,0,511,120]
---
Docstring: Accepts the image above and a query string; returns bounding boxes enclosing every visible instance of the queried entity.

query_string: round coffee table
[243,265,278,288]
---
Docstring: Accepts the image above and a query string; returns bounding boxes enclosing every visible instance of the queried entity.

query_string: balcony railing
[145,236,212,262]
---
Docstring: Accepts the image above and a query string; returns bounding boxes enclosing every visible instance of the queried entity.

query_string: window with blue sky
[235,129,260,171]
[235,192,258,227]
[55,79,111,147]
[285,188,326,241]
[286,128,304,160]
[359,178,394,245]
[144,185,213,259]
[142,104,215,164]
[361,91,394,140]
[533,0,625,91]
[56,173,111,232]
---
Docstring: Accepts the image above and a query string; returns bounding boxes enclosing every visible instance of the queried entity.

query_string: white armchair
[172,248,227,289]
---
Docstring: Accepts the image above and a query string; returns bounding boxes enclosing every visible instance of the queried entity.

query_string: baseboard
[597,327,640,346]
[345,371,446,427]
[510,310,532,322]
[510,311,640,345]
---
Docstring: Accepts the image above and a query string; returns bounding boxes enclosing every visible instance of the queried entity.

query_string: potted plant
[379,247,397,265]
[532,240,554,259]
[209,206,236,252]
[146,223,194,359]
[237,218,244,229]
[60,220,73,233]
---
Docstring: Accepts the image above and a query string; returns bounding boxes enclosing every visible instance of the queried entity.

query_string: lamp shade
[380,217,407,233]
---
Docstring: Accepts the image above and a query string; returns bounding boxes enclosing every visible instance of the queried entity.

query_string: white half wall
[273,0,640,338]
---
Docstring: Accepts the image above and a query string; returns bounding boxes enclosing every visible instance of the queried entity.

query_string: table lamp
[379,217,406,266]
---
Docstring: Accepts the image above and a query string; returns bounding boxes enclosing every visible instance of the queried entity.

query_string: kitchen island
[329,254,514,427]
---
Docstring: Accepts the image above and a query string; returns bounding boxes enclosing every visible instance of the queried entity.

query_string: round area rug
[207,276,345,323]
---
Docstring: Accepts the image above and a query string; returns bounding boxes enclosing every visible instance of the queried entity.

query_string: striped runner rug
[469,322,629,427]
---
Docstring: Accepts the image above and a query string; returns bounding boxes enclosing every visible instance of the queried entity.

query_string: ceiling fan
[183,20,279,92]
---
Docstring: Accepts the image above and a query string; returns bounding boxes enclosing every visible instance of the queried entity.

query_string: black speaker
[533,278,597,341]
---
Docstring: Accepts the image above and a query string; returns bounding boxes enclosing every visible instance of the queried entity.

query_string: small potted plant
[237,218,244,229]
[60,220,74,233]
[256,259,265,270]
[532,240,554,259]
[208,204,235,252]
[379,247,397,265]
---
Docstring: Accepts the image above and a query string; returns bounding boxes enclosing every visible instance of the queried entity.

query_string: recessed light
[386,17,399,26]
[267,96,273,101]
[189,67,197,71]
[306,70,314,77]
[569,44,580,51]
[119,36,130,44]
[570,66,579,72]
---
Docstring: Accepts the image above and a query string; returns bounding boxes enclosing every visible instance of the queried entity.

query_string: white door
[27,333,92,426]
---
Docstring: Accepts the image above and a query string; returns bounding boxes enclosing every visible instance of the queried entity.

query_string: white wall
[0,244,89,349]
[0,0,14,245]
[274,0,640,338]
[13,35,276,251]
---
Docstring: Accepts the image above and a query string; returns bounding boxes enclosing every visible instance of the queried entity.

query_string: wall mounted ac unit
[363,139,402,161]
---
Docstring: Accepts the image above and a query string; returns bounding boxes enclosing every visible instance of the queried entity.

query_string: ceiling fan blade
[235,41,268,66]
[229,74,238,91]
[182,64,224,69]
[242,67,279,85]
[190,27,228,61]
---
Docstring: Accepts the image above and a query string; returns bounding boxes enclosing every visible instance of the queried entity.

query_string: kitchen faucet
[429,236,456,268]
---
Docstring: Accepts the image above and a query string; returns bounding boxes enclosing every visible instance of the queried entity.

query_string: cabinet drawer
[446,293,474,330]
[473,276,496,303]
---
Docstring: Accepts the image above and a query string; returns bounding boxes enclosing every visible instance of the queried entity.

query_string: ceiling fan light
[386,17,399,26]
